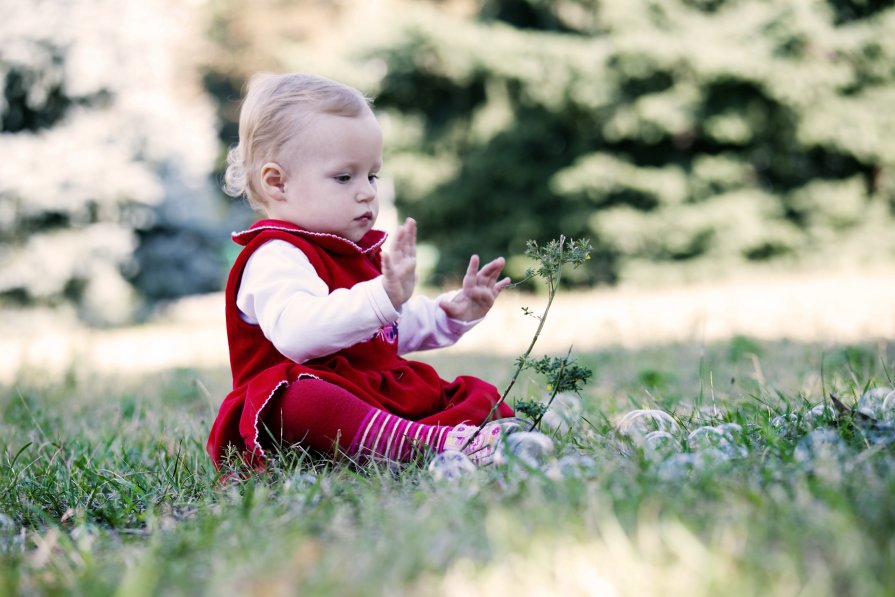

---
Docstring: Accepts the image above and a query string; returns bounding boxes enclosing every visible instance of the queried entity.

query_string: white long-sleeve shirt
[236,239,480,364]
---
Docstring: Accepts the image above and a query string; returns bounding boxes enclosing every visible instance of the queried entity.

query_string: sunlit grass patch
[0,339,893,594]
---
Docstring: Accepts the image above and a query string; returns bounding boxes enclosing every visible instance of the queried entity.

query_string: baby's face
[269,109,383,243]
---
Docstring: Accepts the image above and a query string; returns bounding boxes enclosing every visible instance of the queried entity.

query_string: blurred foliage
[202,0,895,286]
[371,0,895,283]
[0,0,227,324]
[11,0,891,320]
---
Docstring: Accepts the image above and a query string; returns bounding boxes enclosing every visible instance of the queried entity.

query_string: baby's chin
[344,226,375,243]
[349,219,378,241]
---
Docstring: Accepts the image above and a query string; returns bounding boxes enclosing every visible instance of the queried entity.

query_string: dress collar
[232,219,387,255]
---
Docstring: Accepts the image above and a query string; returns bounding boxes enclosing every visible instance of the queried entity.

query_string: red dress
[206,220,513,468]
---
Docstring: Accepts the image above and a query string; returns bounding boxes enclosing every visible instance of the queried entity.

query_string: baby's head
[224,73,375,212]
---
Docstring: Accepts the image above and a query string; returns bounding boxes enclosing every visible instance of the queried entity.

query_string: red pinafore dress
[206,220,513,468]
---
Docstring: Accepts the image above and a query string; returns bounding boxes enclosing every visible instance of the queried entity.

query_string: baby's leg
[261,378,502,465]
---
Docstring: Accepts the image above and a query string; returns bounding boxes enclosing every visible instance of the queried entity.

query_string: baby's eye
[368,174,379,183]
[334,174,352,184]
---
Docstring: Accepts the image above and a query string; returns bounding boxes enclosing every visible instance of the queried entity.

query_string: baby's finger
[396,218,415,257]
[463,255,480,288]
[391,225,406,258]
[405,218,417,258]
[478,257,506,285]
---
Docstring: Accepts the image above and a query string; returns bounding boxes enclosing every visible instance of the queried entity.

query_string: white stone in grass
[557,453,596,474]
[686,423,747,459]
[794,429,847,483]
[642,430,681,461]
[616,409,679,444]
[858,387,895,420]
[656,452,699,481]
[771,413,799,430]
[804,403,835,426]
[540,392,583,434]
[883,389,895,414]
[428,450,475,481]
[717,422,744,434]
[773,405,834,431]
[504,431,555,467]
[544,454,596,480]
[287,472,317,491]
[489,417,528,434]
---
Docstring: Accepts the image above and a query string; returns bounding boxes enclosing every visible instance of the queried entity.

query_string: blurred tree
[0,0,226,324]
[367,0,895,284]
[826,0,895,22]
[201,0,895,286]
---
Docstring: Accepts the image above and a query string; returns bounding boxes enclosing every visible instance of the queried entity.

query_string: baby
[206,73,516,470]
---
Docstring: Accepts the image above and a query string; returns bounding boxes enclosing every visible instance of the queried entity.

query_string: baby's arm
[396,292,478,354]
[237,240,399,363]
[383,218,510,352]
[397,252,510,353]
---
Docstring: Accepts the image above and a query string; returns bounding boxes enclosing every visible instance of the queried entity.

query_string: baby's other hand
[382,218,418,309]
[439,255,511,322]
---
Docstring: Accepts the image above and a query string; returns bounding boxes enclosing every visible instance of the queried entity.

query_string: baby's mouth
[356,212,374,222]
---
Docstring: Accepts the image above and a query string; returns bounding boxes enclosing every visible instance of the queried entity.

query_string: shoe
[443,422,505,466]
[484,416,529,434]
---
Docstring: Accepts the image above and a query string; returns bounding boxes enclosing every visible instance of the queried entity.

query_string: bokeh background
[2,0,895,327]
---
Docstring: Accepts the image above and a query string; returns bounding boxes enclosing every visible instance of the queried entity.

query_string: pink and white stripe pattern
[352,410,450,463]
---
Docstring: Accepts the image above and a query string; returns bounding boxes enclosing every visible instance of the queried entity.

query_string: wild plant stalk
[515,348,593,430]
[461,236,592,449]
[527,346,572,431]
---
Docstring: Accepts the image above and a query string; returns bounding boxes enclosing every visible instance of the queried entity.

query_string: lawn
[1,338,893,595]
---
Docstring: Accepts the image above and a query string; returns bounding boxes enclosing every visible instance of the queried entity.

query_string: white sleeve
[397,291,481,354]
[236,240,401,363]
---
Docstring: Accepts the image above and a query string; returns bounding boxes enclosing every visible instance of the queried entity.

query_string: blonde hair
[223,73,373,210]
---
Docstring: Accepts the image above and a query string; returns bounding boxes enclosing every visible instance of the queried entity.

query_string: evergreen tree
[369,0,895,283]
[0,0,225,323]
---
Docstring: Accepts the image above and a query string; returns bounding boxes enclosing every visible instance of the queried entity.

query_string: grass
[1,338,893,595]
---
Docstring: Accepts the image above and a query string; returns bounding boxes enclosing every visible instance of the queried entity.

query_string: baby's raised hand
[439,255,511,322]
[382,218,418,309]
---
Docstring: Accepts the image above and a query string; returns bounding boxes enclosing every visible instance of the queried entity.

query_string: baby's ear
[260,162,287,201]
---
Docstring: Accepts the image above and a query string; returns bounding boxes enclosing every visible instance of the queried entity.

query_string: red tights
[261,377,452,463]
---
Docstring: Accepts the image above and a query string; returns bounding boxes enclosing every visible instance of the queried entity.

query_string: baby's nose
[358,181,376,200]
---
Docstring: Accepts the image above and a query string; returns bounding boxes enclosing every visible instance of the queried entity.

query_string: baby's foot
[486,416,528,434]
[443,422,505,466]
